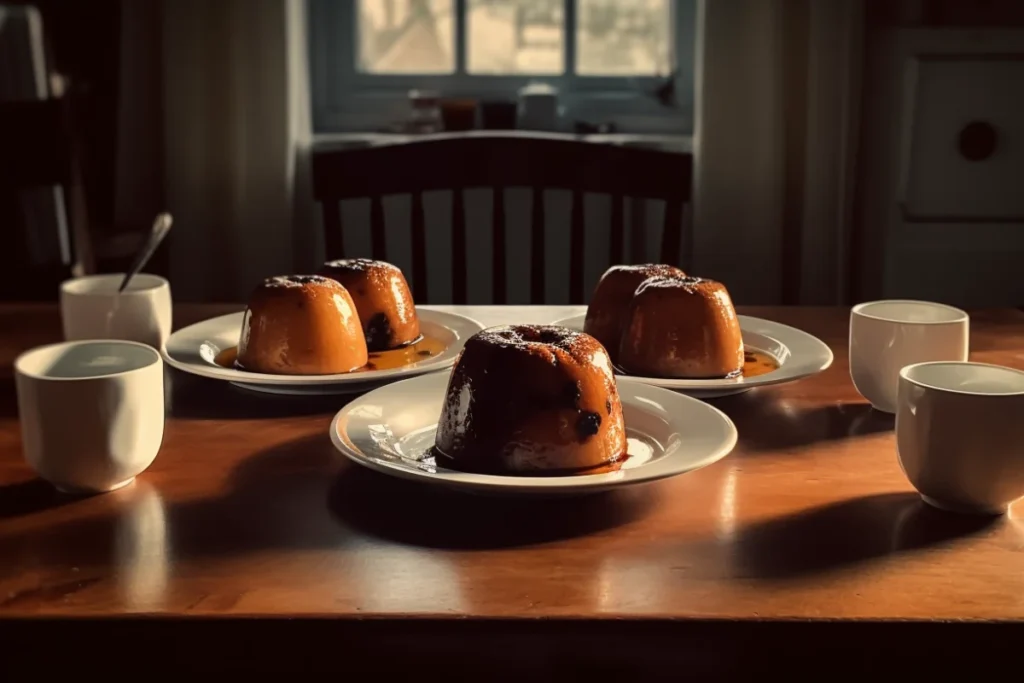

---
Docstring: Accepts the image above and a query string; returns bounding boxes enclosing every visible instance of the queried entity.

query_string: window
[309,0,696,134]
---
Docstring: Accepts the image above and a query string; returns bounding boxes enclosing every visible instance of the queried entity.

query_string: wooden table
[2,304,1024,675]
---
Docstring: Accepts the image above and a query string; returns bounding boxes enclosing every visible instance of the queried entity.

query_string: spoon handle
[119,213,173,292]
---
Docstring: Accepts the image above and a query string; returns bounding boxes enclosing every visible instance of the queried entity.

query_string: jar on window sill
[406,89,442,134]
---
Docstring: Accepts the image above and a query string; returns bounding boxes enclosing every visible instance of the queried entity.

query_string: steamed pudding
[320,259,420,351]
[618,276,744,379]
[583,264,686,362]
[435,325,627,475]
[237,275,368,375]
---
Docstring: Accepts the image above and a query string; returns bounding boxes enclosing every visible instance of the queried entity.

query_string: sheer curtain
[692,0,864,304]
[160,0,317,302]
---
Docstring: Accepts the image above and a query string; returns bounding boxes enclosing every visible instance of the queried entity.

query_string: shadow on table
[0,478,85,519]
[711,393,893,454]
[0,375,16,418]
[0,434,351,581]
[327,465,658,550]
[674,492,1004,581]
[0,430,649,589]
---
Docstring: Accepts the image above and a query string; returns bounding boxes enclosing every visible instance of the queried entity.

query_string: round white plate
[162,308,484,395]
[330,372,737,496]
[551,313,833,398]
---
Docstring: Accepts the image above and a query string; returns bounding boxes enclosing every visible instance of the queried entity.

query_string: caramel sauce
[212,334,446,373]
[214,347,239,368]
[430,446,629,477]
[743,349,780,378]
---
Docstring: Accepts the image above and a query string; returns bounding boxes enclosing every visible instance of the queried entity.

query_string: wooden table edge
[1,615,1021,674]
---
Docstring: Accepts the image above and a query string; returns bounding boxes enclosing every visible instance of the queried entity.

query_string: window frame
[309,0,696,134]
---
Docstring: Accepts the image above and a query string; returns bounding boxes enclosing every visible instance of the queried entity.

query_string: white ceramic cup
[849,300,969,413]
[896,361,1024,515]
[15,340,165,494]
[61,273,172,350]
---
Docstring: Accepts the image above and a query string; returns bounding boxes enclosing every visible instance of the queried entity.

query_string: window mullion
[563,0,576,77]
[455,0,467,75]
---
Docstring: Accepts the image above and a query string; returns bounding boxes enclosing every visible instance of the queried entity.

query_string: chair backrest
[0,5,91,300]
[312,133,692,304]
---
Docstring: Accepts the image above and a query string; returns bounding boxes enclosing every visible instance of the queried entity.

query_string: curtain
[692,0,864,304]
[160,0,317,302]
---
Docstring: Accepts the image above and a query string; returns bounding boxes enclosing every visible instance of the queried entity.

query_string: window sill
[311,130,693,155]
[313,90,693,137]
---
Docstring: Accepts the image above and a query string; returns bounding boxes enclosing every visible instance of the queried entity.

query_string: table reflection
[114,481,168,611]
[716,465,739,540]
[716,395,893,453]
[346,539,466,613]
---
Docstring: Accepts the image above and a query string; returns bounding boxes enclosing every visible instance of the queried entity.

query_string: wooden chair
[0,91,92,301]
[312,133,692,304]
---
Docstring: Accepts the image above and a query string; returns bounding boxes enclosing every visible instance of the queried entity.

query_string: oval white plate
[330,372,737,495]
[550,313,833,398]
[162,308,484,395]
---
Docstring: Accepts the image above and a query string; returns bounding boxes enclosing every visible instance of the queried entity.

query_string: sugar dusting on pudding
[262,274,333,288]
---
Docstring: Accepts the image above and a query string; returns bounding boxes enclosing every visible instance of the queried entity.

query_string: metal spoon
[118,213,173,293]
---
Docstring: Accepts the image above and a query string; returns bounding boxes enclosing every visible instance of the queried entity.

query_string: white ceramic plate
[551,313,833,398]
[330,372,737,496]
[162,308,484,395]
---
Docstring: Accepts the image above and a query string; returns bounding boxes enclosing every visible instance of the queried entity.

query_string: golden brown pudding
[320,258,420,351]
[618,276,744,379]
[583,264,686,362]
[237,275,368,375]
[435,325,627,476]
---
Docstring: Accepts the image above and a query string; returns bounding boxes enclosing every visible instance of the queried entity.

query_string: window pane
[358,0,455,74]
[576,0,672,76]
[467,0,564,75]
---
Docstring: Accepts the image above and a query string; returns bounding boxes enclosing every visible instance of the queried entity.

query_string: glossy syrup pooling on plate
[214,334,446,373]
[743,349,780,377]
[431,446,629,477]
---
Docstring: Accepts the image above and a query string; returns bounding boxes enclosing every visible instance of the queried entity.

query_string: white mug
[15,340,165,494]
[849,300,968,413]
[896,361,1024,515]
[61,273,172,350]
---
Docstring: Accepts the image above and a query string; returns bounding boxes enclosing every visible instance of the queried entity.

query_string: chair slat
[370,196,386,260]
[492,187,507,305]
[610,194,625,265]
[530,187,545,305]
[681,202,694,273]
[661,198,683,267]
[411,192,428,302]
[452,189,468,305]
[569,190,585,304]
[322,200,344,260]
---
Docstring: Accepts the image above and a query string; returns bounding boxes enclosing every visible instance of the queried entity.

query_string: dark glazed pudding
[583,264,686,363]
[237,274,368,375]
[435,325,628,475]
[320,259,420,351]
[618,276,744,379]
